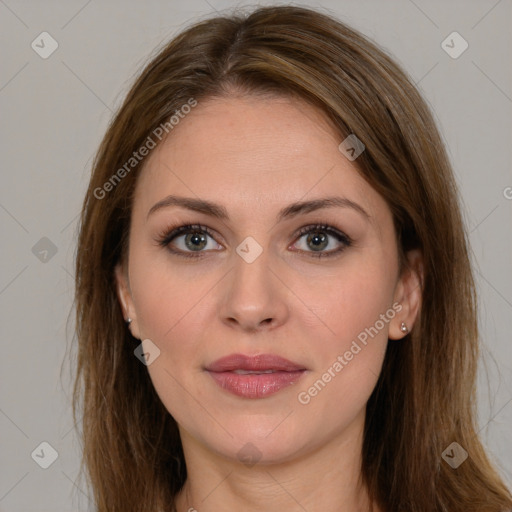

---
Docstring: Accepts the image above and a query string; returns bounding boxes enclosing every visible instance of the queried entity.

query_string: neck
[173,410,378,512]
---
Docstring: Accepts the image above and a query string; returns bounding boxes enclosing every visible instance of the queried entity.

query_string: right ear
[114,263,140,339]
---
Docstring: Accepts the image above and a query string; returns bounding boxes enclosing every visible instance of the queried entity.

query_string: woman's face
[116,94,420,465]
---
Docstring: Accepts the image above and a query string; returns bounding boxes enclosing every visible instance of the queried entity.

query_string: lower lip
[207,370,305,399]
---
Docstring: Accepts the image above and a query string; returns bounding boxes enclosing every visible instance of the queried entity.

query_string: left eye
[291,224,351,257]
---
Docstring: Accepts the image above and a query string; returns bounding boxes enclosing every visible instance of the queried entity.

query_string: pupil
[308,232,327,251]
[186,232,206,251]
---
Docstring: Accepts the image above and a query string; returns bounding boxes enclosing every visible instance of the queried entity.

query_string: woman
[73,5,512,511]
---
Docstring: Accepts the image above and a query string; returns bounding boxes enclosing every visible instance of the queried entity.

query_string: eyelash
[155,223,352,259]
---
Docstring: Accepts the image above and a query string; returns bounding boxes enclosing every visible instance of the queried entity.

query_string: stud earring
[126,318,132,325]
[400,322,408,333]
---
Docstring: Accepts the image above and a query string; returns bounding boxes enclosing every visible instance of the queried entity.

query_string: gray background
[0,0,511,510]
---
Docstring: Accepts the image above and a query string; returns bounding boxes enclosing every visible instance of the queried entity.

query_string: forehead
[133,95,389,228]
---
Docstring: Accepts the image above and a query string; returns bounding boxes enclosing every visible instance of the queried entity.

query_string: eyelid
[292,223,352,244]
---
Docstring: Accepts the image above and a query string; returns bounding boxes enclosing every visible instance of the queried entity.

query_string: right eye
[155,223,223,258]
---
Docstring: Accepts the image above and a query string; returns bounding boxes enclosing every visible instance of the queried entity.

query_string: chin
[208,417,314,465]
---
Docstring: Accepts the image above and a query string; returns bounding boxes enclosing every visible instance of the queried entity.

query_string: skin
[115,93,423,512]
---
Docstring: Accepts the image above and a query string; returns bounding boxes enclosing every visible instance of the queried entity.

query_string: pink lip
[205,353,307,399]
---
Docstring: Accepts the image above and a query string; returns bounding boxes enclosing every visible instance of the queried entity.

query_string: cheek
[295,251,397,346]
[293,255,396,408]
[129,245,211,342]
[128,254,215,424]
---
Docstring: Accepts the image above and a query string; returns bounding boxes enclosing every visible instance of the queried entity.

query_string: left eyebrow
[147,195,370,222]
[276,196,370,222]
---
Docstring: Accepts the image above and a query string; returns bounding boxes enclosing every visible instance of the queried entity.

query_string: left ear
[389,249,424,340]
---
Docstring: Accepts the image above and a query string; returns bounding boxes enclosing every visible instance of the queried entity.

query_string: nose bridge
[231,236,274,303]
[219,236,288,330]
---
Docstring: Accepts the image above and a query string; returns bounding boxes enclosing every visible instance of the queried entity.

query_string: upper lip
[205,353,306,372]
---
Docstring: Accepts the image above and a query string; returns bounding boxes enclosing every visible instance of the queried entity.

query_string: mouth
[205,353,307,399]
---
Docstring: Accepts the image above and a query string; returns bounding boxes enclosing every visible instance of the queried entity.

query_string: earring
[126,318,132,325]
[400,322,408,333]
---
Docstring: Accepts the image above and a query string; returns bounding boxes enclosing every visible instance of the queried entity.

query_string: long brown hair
[73,5,512,511]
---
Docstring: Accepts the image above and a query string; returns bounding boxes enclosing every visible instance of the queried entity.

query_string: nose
[218,244,290,333]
